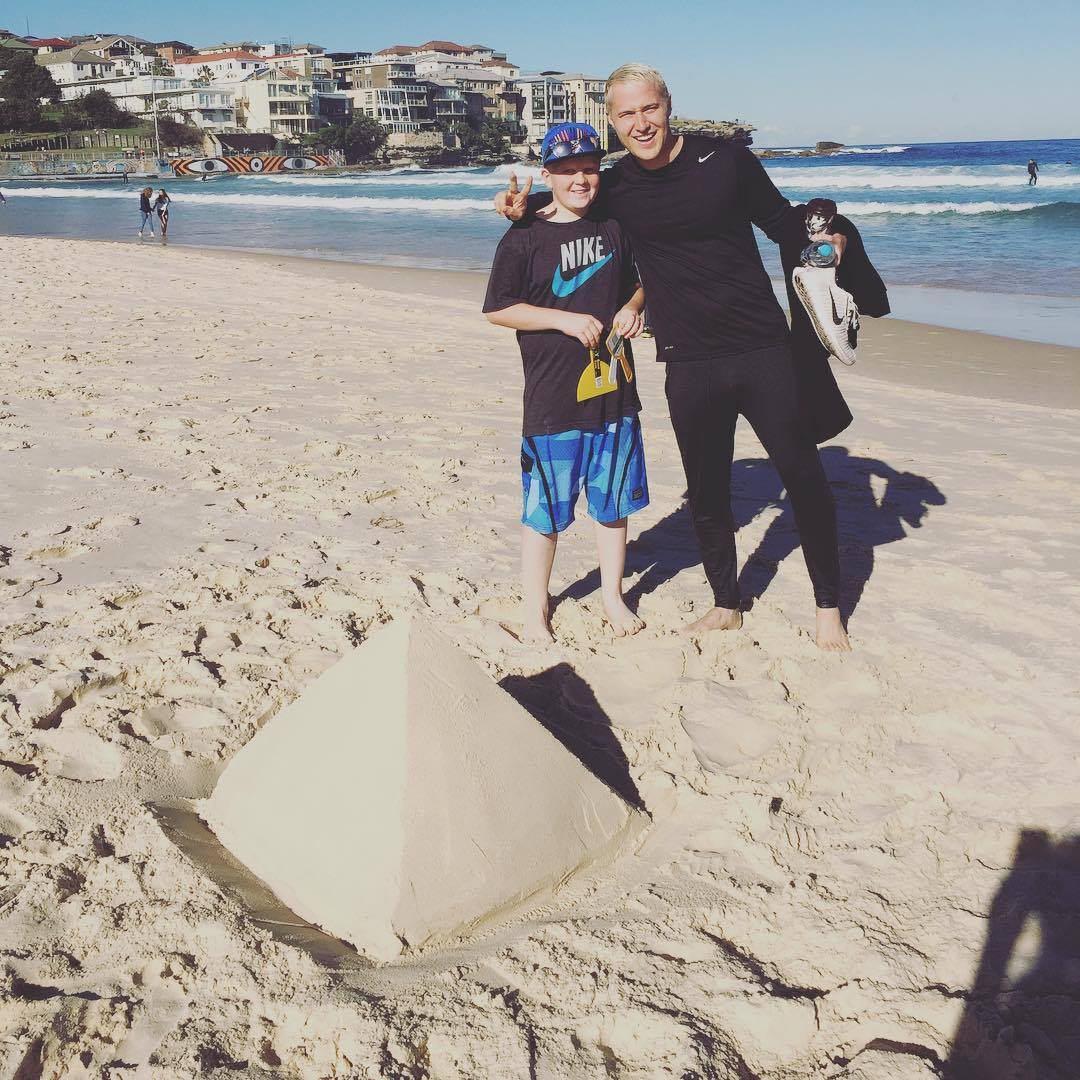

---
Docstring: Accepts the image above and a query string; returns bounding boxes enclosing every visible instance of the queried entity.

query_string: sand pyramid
[201,616,645,962]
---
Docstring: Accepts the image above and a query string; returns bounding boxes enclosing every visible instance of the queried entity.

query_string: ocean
[2,137,1078,345]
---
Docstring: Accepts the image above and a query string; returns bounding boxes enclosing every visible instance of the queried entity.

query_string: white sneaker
[792,266,860,365]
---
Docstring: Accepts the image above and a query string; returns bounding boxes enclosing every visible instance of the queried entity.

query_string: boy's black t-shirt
[139,192,152,212]
[483,212,642,437]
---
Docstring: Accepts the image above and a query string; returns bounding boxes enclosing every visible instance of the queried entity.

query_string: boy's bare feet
[815,607,851,651]
[519,605,555,645]
[603,595,644,638]
[681,606,743,635]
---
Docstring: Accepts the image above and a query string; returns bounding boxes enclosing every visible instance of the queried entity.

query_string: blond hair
[605,62,671,113]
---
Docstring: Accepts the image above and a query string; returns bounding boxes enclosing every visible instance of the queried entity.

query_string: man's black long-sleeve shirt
[525,134,812,360]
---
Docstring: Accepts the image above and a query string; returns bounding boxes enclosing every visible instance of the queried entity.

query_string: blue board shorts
[521,414,649,534]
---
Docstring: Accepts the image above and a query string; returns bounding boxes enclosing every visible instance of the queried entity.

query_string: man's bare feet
[603,595,644,638]
[681,606,743,636]
[815,607,851,651]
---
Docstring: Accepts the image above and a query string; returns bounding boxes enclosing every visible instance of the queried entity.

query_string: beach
[2,235,1079,1077]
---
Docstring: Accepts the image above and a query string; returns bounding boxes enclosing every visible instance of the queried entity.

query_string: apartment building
[437,66,523,130]
[373,41,502,65]
[229,67,317,138]
[514,74,569,146]
[265,52,349,127]
[561,74,613,150]
[338,60,430,134]
[326,50,373,87]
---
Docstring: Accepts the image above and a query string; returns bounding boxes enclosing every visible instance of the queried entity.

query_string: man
[1027,159,1039,186]
[497,63,873,651]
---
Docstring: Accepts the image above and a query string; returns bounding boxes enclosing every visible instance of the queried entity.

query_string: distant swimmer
[1027,159,1039,185]
[154,188,172,242]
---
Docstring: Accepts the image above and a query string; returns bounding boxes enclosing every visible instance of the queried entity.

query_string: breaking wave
[4,186,493,213]
[836,200,1080,219]
[769,165,1080,190]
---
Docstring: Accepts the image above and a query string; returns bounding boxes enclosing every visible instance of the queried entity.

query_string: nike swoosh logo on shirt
[698,151,716,163]
[551,252,614,297]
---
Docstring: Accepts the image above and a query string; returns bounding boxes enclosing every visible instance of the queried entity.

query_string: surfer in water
[1027,159,1039,185]
[496,62,875,651]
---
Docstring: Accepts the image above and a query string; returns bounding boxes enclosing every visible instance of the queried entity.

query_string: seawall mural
[172,155,332,177]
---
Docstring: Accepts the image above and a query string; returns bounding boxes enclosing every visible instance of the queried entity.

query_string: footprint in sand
[29,728,124,782]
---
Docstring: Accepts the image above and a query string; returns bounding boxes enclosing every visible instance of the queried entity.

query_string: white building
[173,50,266,82]
[53,71,235,131]
[36,47,117,86]
[225,67,317,138]
[81,35,158,76]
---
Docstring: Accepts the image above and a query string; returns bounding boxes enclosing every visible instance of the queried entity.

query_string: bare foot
[815,607,851,651]
[603,595,644,638]
[681,606,743,636]
[518,606,554,645]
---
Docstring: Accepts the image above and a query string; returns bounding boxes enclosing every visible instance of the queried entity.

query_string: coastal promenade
[1,236,1078,1077]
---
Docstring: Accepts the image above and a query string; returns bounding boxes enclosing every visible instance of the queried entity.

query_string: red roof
[175,50,264,64]
[30,37,73,47]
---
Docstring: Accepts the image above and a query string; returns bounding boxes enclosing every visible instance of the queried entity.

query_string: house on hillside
[36,47,118,85]
[28,38,75,54]
[173,50,266,82]
[81,35,158,75]
[153,41,195,64]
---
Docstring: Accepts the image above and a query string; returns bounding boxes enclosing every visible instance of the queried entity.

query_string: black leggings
[665,344,839,609]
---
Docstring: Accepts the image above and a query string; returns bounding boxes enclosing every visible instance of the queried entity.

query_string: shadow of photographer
[946,829,1080,1079]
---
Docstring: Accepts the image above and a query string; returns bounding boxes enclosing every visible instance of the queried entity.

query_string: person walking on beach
[496,63,870,651]
[485,122,650,644]
[138,187,155,239]
[1027,159,1039,185]
[154,188,172,241]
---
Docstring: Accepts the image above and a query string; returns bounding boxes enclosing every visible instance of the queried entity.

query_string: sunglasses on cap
[543,133,602,164]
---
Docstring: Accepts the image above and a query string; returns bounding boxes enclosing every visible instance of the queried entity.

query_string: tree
[155,116,202,149]
[301,115,387,163]
[452,117,512,160]
[150,57,174,77]
[340,114,387,163]
[193,65,213,86]
[300,124,344,151]
[0,50,61,131]
[70,89,137,129]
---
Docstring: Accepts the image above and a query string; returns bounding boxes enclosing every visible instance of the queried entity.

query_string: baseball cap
[540,123,603,167]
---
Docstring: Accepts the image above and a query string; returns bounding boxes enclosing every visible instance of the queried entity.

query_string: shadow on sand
[946,829,1080,1079]
[558,446,945,623]
[499,663,645,812]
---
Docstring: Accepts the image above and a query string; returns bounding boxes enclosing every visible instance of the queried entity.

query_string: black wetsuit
[522,136,881,609]
[1028,161,1039,185]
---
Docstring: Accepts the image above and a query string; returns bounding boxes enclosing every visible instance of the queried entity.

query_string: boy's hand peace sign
[494,171,532,221]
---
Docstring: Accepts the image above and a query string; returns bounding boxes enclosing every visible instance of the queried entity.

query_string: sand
[203,616,645,963]
[1,234,1079,1079]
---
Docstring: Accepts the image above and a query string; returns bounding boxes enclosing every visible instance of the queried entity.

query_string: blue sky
[21,0,1080,145]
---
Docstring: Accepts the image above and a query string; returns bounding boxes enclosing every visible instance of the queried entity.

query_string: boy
[484,123,649,644]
